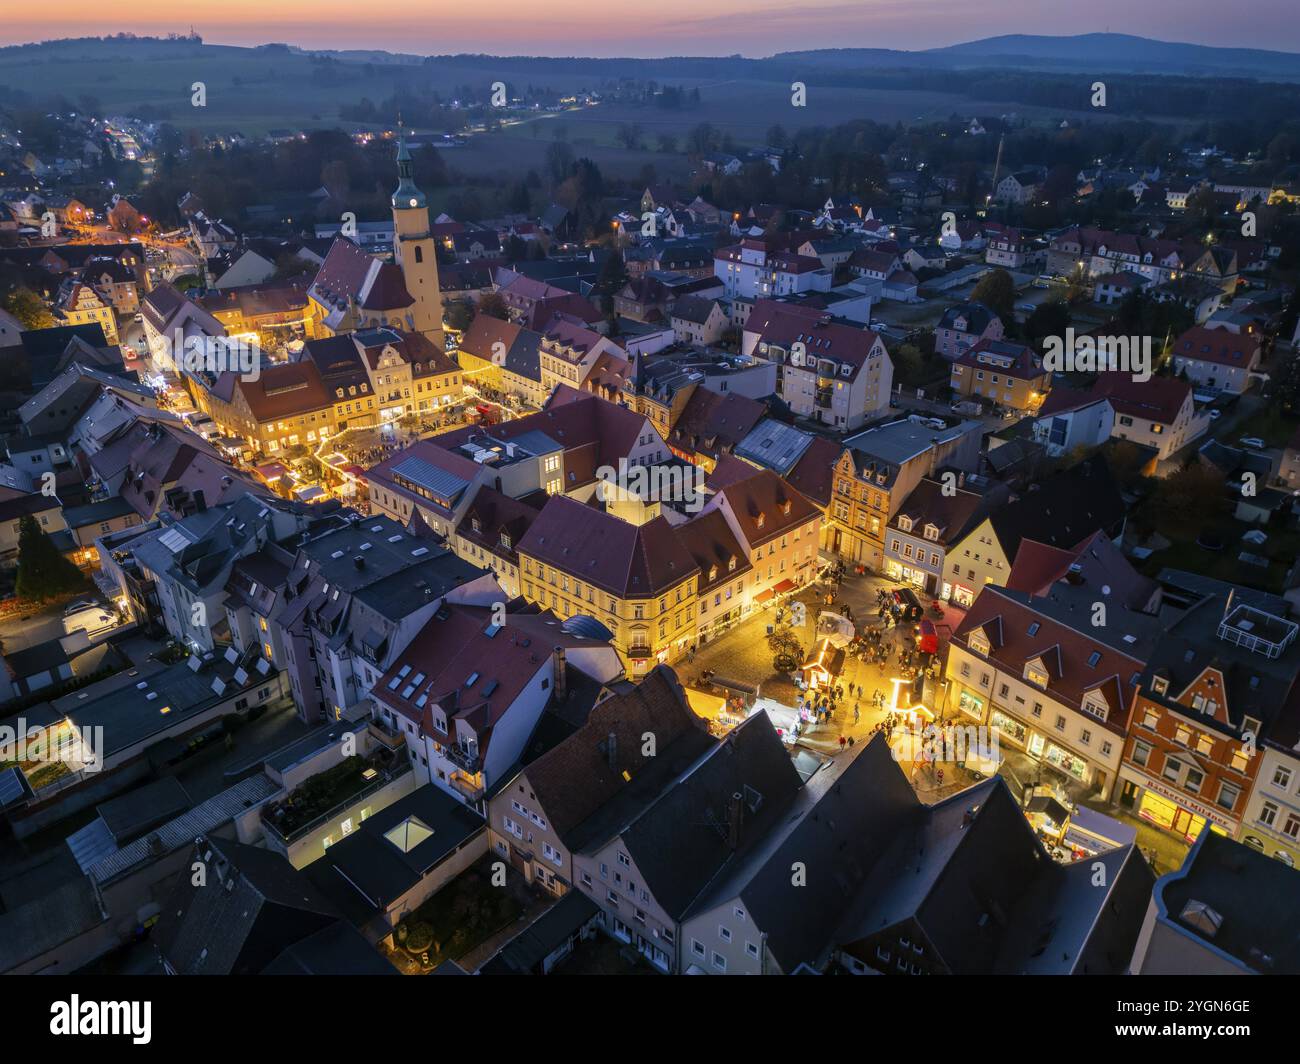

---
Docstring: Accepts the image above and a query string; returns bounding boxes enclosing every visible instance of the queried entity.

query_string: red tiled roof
[712,465,820,547]
[1173,325,1261,369]
[952,585,1140,731]
[673,510,751,591]
[517,495,697,599]
[1092,373,1191,426]
[784,436,844,509]
[952,337,1046,381]
[238,361,332,421]
[375,604,600,759]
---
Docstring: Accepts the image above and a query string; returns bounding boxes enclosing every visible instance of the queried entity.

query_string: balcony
[264,750,410,844]
[443,741,481,774]
[368,717,407,752]
[448,770,485,802]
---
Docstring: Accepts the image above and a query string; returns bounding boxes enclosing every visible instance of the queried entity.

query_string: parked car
[63,601,117,639]
[1240,436,1267,450]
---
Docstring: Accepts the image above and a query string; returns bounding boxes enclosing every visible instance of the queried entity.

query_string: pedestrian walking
[838,735,846,751]
[854,704,860,723]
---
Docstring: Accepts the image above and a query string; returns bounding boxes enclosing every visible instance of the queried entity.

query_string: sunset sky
[3,1,1299,57]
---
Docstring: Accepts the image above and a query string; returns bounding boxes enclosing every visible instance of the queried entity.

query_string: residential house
[1170,325,1262,395]
[1117,588,1300,847]
[945,456,1126,605]
[826,416,984,569]
[485,665,714,898]
[949,338,1050,413]
[743,300,892,430]
[935,302,1004,360]
[369,602,623,810]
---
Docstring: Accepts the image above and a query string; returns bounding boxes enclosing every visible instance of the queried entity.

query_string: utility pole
[989,132,1005,217]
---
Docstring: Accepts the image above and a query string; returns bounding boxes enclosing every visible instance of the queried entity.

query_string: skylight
[384,816,433,853]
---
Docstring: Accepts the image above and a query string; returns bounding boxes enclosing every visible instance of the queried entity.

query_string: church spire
[391,134,426,211]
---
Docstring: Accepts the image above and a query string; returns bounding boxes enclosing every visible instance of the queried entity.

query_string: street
[687,561,979,802]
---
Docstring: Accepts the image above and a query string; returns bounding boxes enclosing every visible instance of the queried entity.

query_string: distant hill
[776,33,1300,79]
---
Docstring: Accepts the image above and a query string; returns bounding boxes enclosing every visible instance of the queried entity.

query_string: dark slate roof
[154,837,344,975]
[691,733,924,972]
[96,777,192,844]
[617,711,803,921]
[989,455,1125,558]
[303,785,485,924]
[521,665,715,851]
[259,921,398,975]
[1152,831,1300,973]
[476,889,600,973]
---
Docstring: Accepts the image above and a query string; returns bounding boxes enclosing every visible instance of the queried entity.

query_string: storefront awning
[771,578,796,595]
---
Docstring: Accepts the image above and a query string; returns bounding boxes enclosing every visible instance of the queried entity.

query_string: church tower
[390,137,443,343]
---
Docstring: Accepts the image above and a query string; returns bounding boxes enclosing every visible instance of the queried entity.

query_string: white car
[1239,436,1267,450]
[63,602,116,638]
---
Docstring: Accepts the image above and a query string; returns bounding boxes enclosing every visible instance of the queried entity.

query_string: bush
[404,921,433,954]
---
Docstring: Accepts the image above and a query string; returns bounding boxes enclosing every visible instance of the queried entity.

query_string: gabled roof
[517,496,698,599]
[1173,325,1261,368]
[154,837,341,975]
[891,477,996,546]
[616,711,803,921]
[953,337,1045,381]
[1092,373,1192,426]
[668,388,767,463]
[710,465,821,548]
[375,604,610,760]
[938,300,998,333]
[953,585,1147,727]
[519,666,714,849]
[986,456,1126,559]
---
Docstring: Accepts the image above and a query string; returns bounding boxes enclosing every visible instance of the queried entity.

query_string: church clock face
[409,198,418,207]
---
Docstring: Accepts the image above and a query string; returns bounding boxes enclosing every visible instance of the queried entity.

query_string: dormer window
[755,513,765,529]
[1152,675,1168,696]
[500,531,511,548]
[471,517,481,533]
[1082,693,1108,721]
[923,524,939,541]
[897,517,913,532]
[1024,662,1049,689]
[728,558,737,572]
[968,631,990,657]
[709,565,718,581]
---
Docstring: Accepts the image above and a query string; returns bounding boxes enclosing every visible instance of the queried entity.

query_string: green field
[0,39,1170,146]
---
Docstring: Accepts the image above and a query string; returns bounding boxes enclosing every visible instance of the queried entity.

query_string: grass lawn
[389,858,525,971]
[1245,404,1300,449]
[1138,518,1300,594]
[550,933,659,976]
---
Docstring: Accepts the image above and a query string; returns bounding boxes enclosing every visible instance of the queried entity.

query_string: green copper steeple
[391,135,426,211]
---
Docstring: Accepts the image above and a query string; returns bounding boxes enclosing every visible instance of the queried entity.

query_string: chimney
[606,731,617,769]
[354,556,364,570]
[553,646,567,700]
[728,792,744,850]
